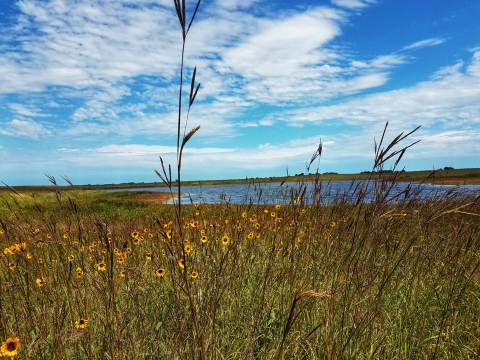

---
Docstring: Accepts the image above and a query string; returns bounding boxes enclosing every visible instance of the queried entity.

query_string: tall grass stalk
[155,0,204,357]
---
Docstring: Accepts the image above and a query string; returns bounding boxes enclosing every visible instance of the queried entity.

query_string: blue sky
[1,0,479,185]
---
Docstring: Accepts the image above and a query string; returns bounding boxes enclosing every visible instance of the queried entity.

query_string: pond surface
[108,180,480,205]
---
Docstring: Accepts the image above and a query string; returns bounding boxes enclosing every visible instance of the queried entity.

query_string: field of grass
[2,0,479,358]
[1,179,480,359]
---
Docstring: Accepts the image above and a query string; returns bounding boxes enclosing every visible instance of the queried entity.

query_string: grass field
[2,0,479,357]
[1,177,480,358]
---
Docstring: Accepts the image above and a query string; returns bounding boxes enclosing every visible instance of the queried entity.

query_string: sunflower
[200,235,208,243]
[247,232,254,240]
[97,261,107,272]
[221,235,230,246]
[16,243,27,252]
[67,255,74,262]
[63,232,69,239]
[36,277,46,287]
[75,267,84,278]
[178,259,185,268]
[275,204,281,210]
[0,229,4,235]
[8,262,16,270]
[145,252,152,261]
[1,337,20,357]
[119,270,126,277]
[156,268,165,277]
[242,212,247,218]
[184,244,192,255]
[191,271,198,279]
[131,230,139,238]
[75,318,88,329]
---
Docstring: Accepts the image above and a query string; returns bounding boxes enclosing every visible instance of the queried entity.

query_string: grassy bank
[3,167,480,194]
[1,180,479,358]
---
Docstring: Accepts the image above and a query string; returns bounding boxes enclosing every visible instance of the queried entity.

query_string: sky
[0,0,479,186]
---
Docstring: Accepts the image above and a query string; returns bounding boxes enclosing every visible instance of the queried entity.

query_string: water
[108,180,480,205]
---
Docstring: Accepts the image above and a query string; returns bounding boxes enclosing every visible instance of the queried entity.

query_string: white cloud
[1,0,477,179]
[214,0,260,10]
[0,0,416,139]
[1,0,181,95]
[331,0,377,10]
[9,103,51,117]
[280,50,480,127]
[55,138,320,173]
[402,38,446,51]
[0,118,51,139]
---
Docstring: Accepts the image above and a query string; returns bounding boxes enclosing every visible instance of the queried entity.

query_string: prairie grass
[1,0,480,358]
[1,177,480,358]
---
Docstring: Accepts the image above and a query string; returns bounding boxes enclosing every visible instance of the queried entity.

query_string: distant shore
[1,168,480,192]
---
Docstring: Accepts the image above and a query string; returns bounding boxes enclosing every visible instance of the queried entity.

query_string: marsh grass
[1,176,480,358]
[1,0,480,358]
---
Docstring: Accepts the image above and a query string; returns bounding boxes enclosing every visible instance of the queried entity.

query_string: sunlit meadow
[1,177,480,358]
[1,0,480,358]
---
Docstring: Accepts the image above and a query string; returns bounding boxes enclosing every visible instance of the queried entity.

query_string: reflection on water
[108,180,480,205]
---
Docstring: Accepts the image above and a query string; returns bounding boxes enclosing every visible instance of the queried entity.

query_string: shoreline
[2,169,480,193]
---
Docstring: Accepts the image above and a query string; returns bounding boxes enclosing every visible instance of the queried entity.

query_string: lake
[108,180,480,205]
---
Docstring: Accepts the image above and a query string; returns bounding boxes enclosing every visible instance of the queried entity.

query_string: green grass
[2,0,479,357]
[1,182,480,358]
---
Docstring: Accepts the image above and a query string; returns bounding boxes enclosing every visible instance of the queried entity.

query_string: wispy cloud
[0,0,411,138]
[279,50,480,126]
[0,0,478,184]
[0,118,51,139]
[402,38,446,51]
[331,0,377,10]
[9,103,51,117]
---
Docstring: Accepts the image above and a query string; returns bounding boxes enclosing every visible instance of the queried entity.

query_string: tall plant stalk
[155,0,203,357]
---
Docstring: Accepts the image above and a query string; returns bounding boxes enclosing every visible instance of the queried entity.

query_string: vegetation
[4,166,480,194]
[1,173,480,358]
[1,0,480,358]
